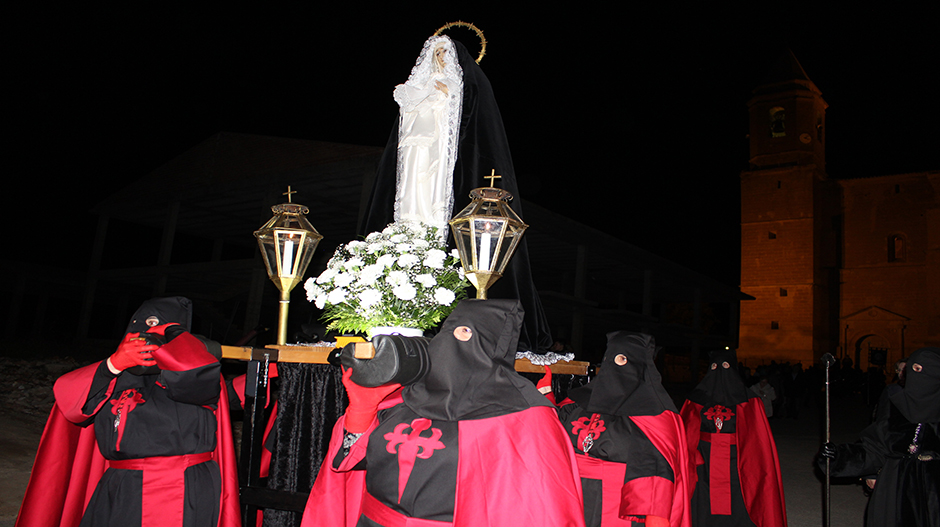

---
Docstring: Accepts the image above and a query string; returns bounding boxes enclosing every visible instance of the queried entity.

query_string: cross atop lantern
[254,186,323,344]
[448,170,528,299]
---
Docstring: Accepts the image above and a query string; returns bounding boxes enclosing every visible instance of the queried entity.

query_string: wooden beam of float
[220,344,589,376]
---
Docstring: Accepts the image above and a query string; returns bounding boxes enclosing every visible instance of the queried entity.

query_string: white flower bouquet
[304,222,469,335]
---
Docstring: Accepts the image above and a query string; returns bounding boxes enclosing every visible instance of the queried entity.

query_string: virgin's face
[434,46,447,70]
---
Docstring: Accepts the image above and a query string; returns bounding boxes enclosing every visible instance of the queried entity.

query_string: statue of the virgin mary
[360,30,554,354]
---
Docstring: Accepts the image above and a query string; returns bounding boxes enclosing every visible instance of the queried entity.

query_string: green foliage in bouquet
[304,222,469,334]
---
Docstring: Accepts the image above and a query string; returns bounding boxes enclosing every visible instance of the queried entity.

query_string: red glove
[145,322,179,336]
[537,365,553,394]
[108,332,158,372]
[342,367,400,433]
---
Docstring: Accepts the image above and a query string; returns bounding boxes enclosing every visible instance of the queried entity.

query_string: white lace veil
[393,35,463,235]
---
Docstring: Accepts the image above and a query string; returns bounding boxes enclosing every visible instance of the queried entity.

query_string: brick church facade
[738,51,939,369]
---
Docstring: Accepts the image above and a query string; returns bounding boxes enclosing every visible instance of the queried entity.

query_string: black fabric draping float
[262,363,345,527]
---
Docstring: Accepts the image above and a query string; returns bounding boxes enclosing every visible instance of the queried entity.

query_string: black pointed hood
[687,348,754,407]
[568,331,676,417]
[124,296,193,336]
[889,347,940,423]
[402,299,550,420]
[123,296,193,375]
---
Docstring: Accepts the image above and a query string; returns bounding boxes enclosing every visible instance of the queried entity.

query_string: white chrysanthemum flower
[327,288,347,304]
[451,248,460,259]
[396,243,413,253]
[390,234,407,243]
[333,273,354,288]
[315,294,327,310]
[344,257,364,270]
[458,268,465,280]
[387,270,408,287]
[398,253,420,268]
[377,254,397,268]
[365,232,381,242]
[304,278,320,301]
[358,288,382,308]
[434,287,456,305]
[424,248,447,269]
[359,263,384,285]
[416,274,436,288]
[382,225,396,235]
[347,240,367,251]
[393,283,417,301]
[367,242,386,254]
[413,239,429,248]
[316,268,337,284]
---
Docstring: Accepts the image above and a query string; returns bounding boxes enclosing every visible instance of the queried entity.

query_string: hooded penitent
[686,349,753,409]
[402,298,551,420]
[555,332,691,527]
[567,331,676,417]
[819,346,940,526]
[360,34,553,354]
[302,298,585,526]
[18,297,239,527]
[889,346,940,424]
[680,349,787,527]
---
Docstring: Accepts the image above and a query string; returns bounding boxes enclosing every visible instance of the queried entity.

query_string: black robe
[360,38,552,353]
[823,347,940,526]
[53,332,224,527]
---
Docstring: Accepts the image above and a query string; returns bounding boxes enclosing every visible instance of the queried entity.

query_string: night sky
[8,4,939,287]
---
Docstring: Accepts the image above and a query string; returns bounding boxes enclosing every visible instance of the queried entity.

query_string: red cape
[301,394,585,527]
[628,412,694,527]
[16,364,240,527]
[679,399,787,527]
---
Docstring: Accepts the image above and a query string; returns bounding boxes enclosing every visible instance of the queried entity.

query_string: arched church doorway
[854,334,890,371]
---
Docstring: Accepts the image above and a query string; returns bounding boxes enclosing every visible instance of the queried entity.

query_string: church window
[771,321,779,330]
[769,231,777,239]
[888,234,906,262]
[770,107,786,137]
[816,117,824,142]
[780,288,787,297]
[777,180,782,189]
[895,184,901,194]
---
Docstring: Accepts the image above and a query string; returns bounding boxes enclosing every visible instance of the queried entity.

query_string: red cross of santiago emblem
[384,418,446,503]
[571,414,606,453]
[704,405,734,432]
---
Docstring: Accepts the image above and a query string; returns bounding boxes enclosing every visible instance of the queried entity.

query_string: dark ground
[2,353,872,527]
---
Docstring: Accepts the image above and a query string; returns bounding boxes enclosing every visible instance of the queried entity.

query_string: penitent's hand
[341,368,400,433]
[108,332,158,373]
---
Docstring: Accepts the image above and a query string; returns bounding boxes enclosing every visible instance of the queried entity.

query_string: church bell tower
[738,51,840,365]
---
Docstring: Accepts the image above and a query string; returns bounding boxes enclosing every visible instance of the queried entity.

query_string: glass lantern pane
[276,230,303,277]
[450,223,473,269]
[472,218,506,272]
[493,231,523,274]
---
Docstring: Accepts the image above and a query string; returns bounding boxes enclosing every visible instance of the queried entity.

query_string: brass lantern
[254,188,323,344]
[448,173,528,299]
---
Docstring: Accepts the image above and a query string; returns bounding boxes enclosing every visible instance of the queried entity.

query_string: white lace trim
[515,351,576,366]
